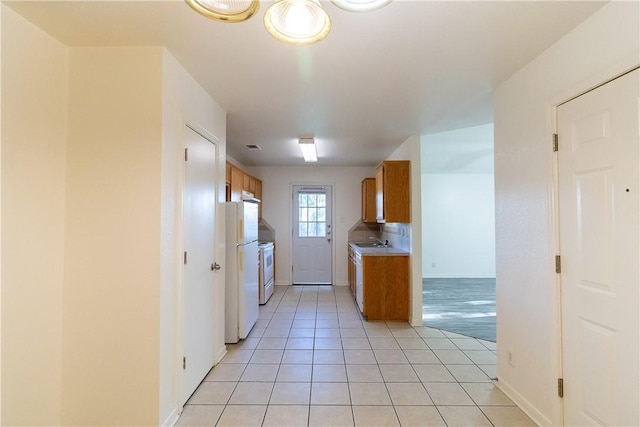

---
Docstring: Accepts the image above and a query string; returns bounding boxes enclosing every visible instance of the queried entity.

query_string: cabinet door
[375,165,384,221]
[248,177,257,194]
[363,255,409,320]
[255,180,263,220]
[242,173,250,192]
[361,178,376,223]
[348,246,355,296]
[230,167,243,202]
[375,161,410,223]
[225,162,231,184]
[355,254,363,313]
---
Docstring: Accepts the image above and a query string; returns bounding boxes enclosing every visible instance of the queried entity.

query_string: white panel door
[558,68,639,426]
[182,126,217,405]
[292,185,332,285]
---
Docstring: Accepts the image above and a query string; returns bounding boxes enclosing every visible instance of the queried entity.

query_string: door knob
[211,263,221,271]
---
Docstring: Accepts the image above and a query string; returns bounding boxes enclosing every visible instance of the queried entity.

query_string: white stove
[258,242,274,304]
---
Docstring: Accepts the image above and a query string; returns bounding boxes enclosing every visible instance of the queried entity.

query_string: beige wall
[248,166,375,286]
[494,2,639,425]
[62,46,164,426]
[1,6,68,425]
[1,10,228,424]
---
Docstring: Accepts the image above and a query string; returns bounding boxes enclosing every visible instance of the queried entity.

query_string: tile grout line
[194,286,515,426]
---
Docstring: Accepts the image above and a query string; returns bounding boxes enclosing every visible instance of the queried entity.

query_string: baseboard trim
[215,345,227,365]
[496,377,553,426]
[160,406,180,427]
[423,275,496,279]
[275,281,349,286]
[275,281,290,286]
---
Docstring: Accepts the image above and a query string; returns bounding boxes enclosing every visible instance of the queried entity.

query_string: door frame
[289,182,335,285]
[550,62,640,426]
[176,120,224,410]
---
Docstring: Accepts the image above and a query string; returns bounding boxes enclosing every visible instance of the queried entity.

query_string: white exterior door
[558,68,639,426]
[182,126,217,404]
[292,185,332,285]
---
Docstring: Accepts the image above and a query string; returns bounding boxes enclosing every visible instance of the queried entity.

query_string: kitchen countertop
[349,242,409,256]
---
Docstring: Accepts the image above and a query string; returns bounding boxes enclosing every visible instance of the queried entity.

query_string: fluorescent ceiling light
[264,0,331,45]
[331,0,392,12]
[299,138,318,162]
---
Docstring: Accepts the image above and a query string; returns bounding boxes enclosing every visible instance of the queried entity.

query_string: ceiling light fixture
[264,0,332,45]
[186,0,392,45]
[331,0,392,13]
[185,0,259,23]
[299,138,318,162]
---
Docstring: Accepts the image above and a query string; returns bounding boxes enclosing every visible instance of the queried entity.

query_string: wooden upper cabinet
[254,180,263,220]
[249,177,257,195]
[230,166,244,202]
[375,160,410,223]
[361,178,377,223]
[254,180,262,200]
[226,162,264,218]
[243,174,251,192]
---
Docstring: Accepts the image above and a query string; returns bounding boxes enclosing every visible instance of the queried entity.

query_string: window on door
[292,185,332,285]
[298,193,327,237]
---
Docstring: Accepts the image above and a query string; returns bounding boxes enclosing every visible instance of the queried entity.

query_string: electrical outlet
[508,350,516,367]
[431,262,436,268]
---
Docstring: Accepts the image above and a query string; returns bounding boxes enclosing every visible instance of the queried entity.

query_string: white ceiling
[6,0,605,167]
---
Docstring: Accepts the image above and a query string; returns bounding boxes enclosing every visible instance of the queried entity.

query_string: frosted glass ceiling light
[264,0,331,45]
[299,138,318,162]
[331,0,392,13]
[185,0,259,22]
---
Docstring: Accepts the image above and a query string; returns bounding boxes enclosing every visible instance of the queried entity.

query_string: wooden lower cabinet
[362,255,409,321]
[348,246,356,297]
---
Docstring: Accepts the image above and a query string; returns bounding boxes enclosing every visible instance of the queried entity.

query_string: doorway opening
[420,124,496,342]
[291,185,333,285]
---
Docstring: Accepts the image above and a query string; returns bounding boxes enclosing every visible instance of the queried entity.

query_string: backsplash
[381,223,411,251]
[258,219,275,242]
[347,220,411,252]
[347,221,381,243]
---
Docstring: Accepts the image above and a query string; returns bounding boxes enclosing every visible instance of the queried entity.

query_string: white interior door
[182,125,217,405]
[292,185,332,285]
[558,68,639,426]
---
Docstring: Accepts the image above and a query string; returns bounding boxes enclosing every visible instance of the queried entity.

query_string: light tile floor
[177,286,535,427]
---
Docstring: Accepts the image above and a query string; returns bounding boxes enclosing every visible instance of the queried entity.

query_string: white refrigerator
[225,201,259,343]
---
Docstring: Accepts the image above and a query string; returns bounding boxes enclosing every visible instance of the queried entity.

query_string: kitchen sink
[354,242,389,248]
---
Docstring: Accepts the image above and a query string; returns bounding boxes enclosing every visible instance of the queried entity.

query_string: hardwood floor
[422,278,496,342]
